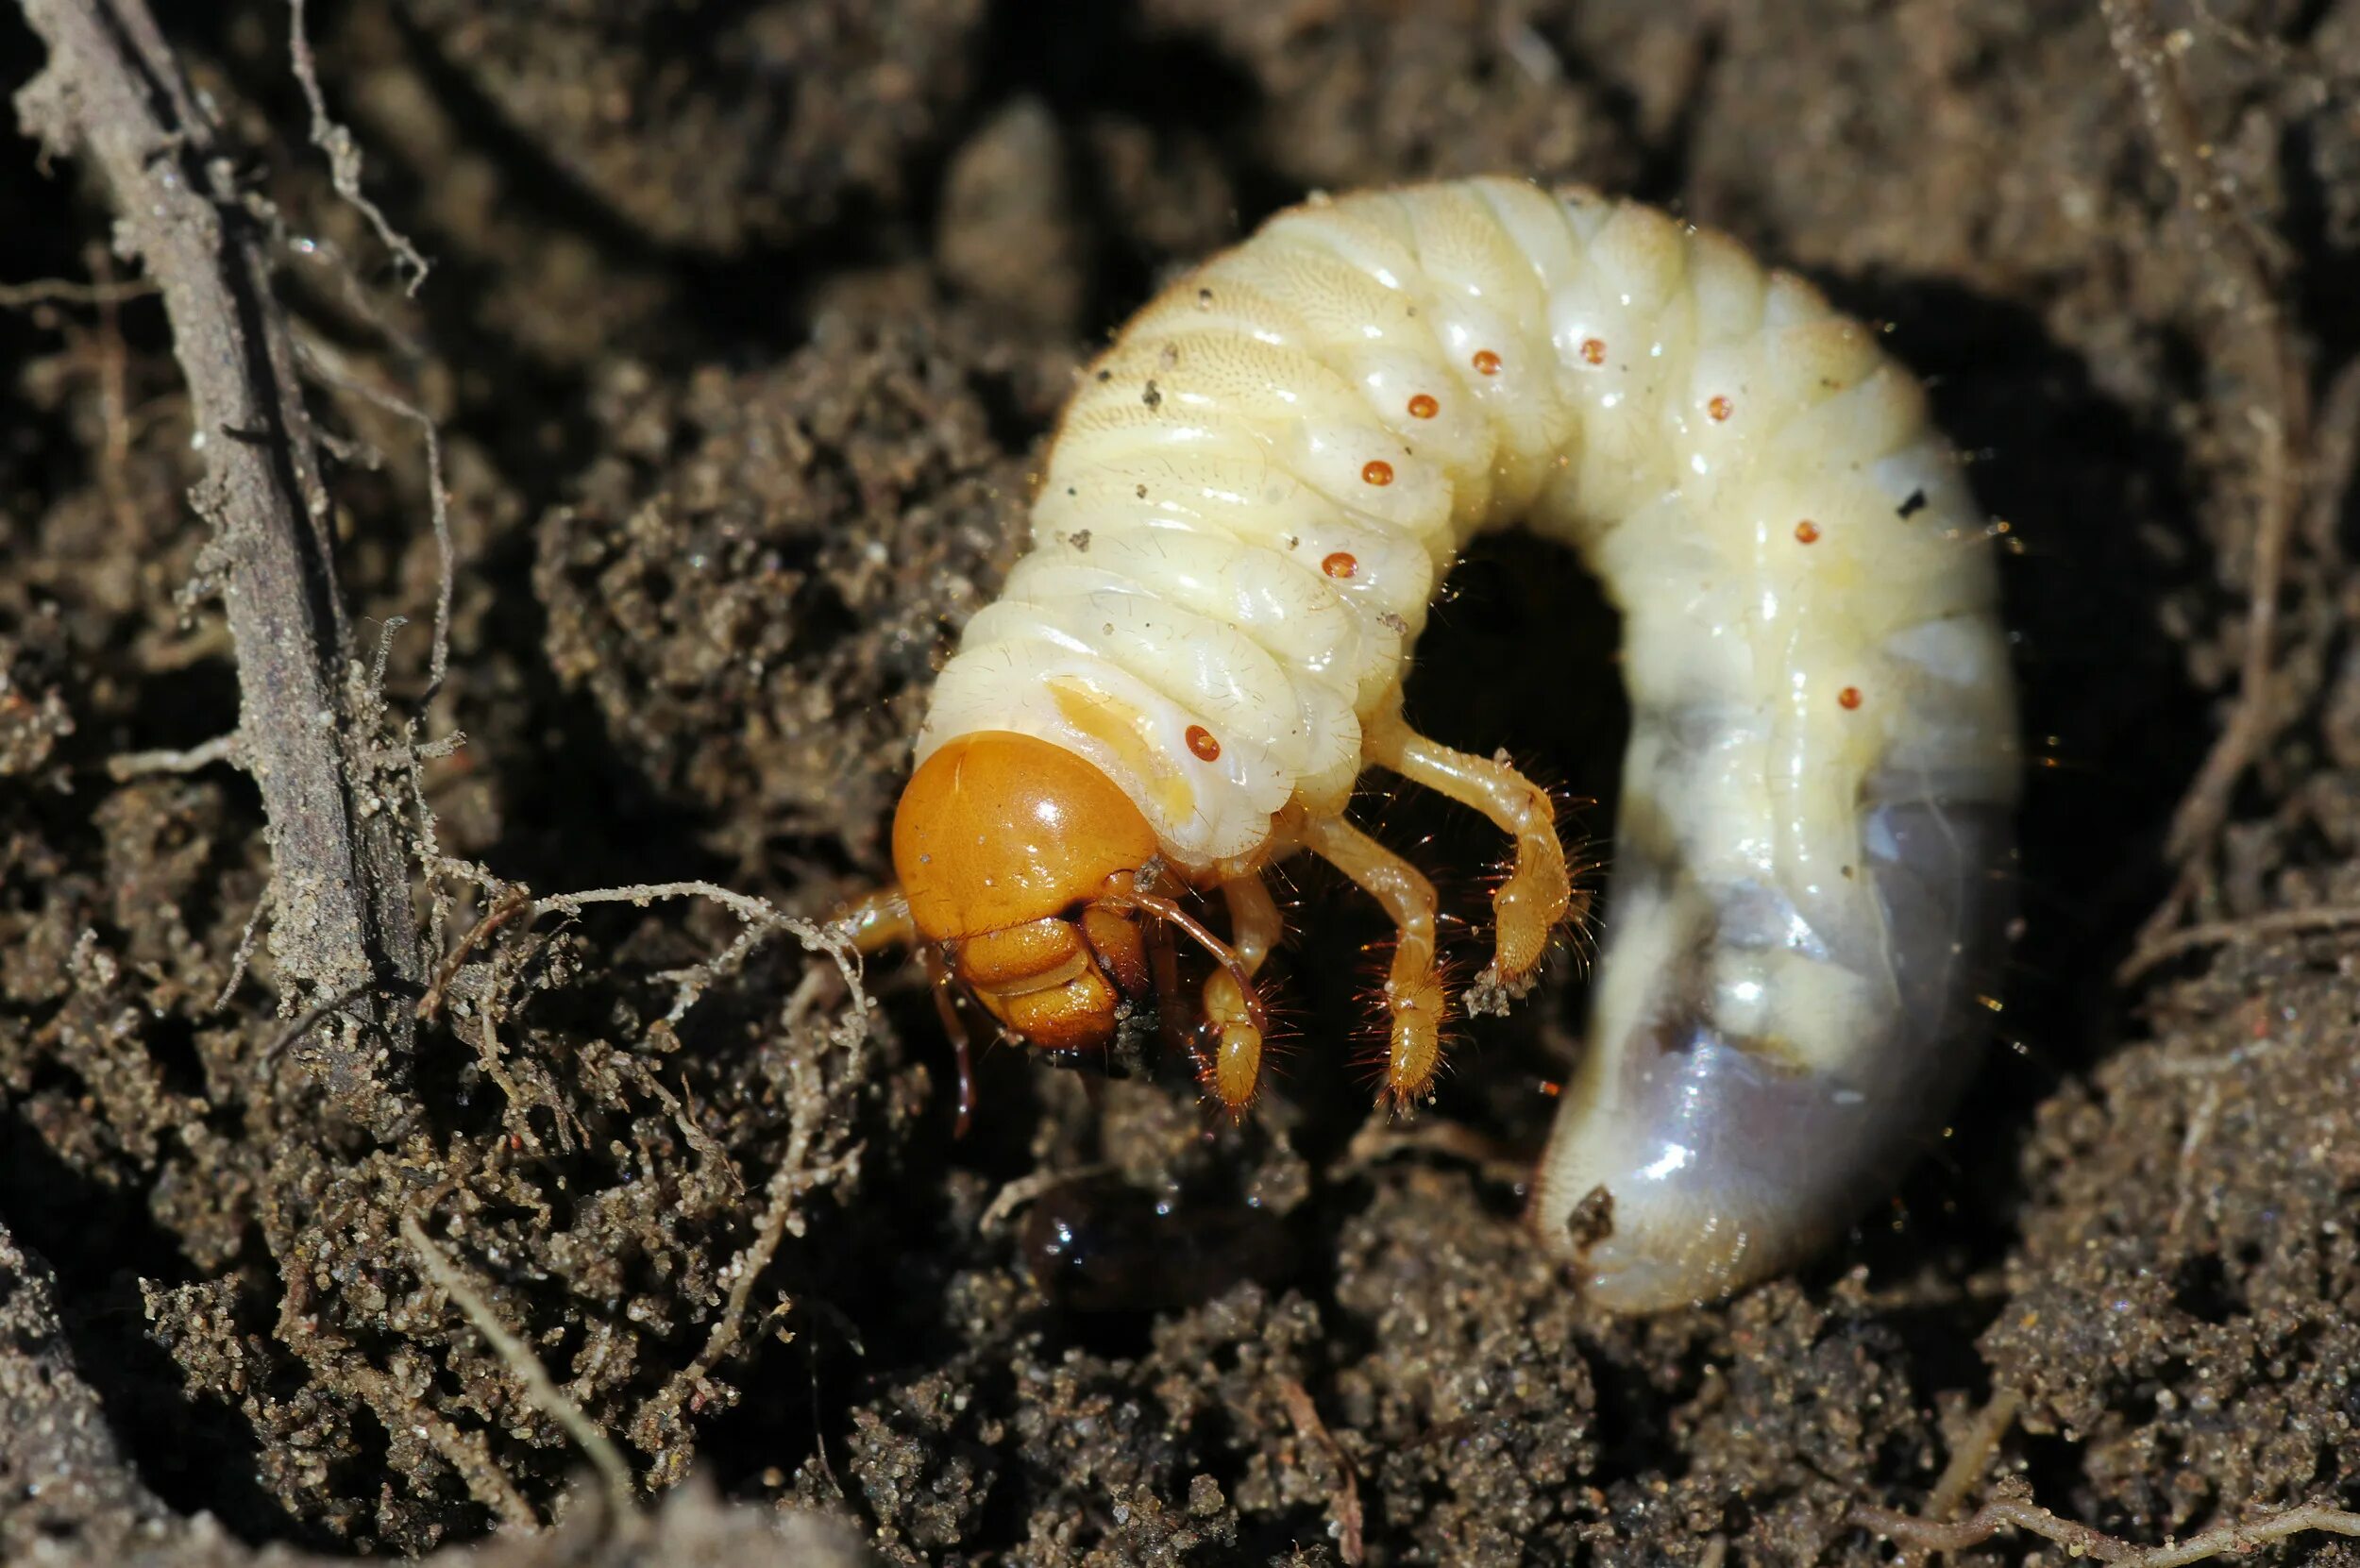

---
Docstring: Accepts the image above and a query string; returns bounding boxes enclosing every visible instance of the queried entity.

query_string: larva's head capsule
[892,732,1160,1054]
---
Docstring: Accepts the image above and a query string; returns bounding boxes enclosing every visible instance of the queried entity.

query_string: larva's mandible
[879,177,2020,1311]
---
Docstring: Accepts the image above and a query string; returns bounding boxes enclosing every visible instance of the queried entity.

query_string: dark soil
[3,1,2358,1564]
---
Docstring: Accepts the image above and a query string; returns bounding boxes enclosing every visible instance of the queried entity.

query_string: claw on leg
[1300,812,1446,1109]
[1366,708,1576,1004]
[1200,870,1283,1112]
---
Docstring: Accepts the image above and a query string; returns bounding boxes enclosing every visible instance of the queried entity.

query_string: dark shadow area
[1818,274,2211,1269]
[0,1104,321,1548]
[973,0,1273,329]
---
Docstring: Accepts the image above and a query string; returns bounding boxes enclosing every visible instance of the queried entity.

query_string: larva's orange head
[893,732,1160,1054]
[894,732,1157,938]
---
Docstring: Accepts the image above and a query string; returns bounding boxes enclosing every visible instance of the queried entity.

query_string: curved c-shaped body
[910,177,2020,1310]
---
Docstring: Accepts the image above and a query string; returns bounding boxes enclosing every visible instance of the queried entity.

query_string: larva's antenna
[1141,916,1195,1062]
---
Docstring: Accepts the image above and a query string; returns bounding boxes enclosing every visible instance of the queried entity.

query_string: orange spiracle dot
[1795,519,1822,544]
[1322,551,1358,580]
[1579,338,1607,365]
[1708,395,1734,422]
[1472,349,1503,376]
[1838,686,1863,711]
[1361,459,1395,486]
[1408,393,1440,419]
[1185,724,1222,761]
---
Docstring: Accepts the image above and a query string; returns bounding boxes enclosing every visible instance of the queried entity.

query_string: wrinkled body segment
[893,177,2020,1310]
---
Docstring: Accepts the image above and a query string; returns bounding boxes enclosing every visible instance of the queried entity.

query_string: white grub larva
[874,177,2021,1311]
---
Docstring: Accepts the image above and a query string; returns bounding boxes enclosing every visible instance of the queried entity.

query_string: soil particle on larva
[5,0,2360,1563]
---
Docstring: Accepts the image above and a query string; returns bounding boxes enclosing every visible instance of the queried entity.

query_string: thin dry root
[1302,813,1445,1107]
[1853,1487,2360,1568]
[1368,711,1574,993]
[1921,1386,2022,1533]
[1275,1377,1364,1567]
[403,1210,643,1543]
[2116,901,2360,985]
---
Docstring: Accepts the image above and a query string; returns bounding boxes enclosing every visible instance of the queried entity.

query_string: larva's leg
[1299,814,1446,1109]
[1366,711,1574,1005]
[1222,870,1284,973]
[1199,871,1283,1111]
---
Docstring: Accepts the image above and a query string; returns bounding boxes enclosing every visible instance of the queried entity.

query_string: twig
[1275,1377,1364,1567]
[287,0,428,293]
[401,1211,642,1543]
[2116,902,2360,984]
[16,0,425,1128]
[1853,1492,2360,1568]
[2164,397,2300,861]
[656,918,773,1024]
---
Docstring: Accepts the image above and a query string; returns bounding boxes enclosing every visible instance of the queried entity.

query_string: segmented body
[911,177,2019,1309]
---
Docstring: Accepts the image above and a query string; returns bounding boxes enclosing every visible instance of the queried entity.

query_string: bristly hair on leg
[1555,826,1609,970]
[1350,769,1419,847]
[1348,932,1475,1115]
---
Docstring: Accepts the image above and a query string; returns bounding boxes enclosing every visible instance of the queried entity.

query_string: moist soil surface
[2,1,2358,1564]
